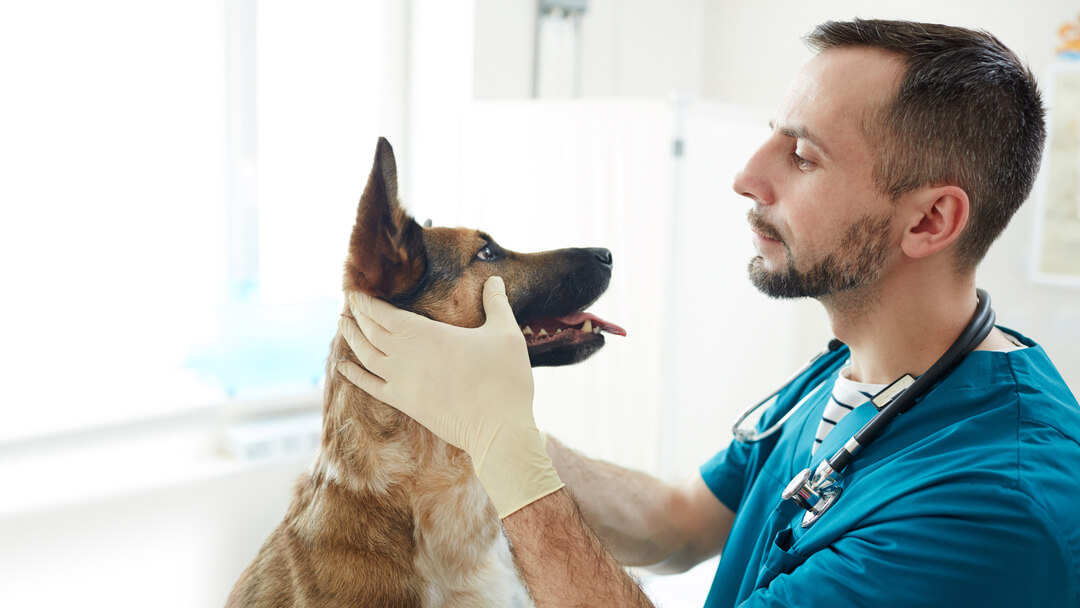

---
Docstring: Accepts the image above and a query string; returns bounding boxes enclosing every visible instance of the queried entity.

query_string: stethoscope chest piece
[782,464,844,528]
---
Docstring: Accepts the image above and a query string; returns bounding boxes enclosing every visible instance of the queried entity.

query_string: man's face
[733,47,905,299]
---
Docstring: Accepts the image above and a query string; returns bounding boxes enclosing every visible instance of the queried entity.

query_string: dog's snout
[592,248,613,267]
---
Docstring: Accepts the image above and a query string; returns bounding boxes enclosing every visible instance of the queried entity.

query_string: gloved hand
[336,276,564,518]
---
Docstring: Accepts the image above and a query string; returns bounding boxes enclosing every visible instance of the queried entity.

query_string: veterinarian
[338,18,1080,607]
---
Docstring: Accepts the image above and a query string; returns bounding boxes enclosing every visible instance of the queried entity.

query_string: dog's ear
[344,137,427,300]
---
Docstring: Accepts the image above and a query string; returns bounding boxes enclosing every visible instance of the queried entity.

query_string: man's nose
[732,141,775,205]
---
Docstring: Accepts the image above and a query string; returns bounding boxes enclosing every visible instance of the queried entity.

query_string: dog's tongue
[555,312,627,336]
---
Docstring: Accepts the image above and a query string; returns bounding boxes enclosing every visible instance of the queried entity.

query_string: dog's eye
[476,245,496,261]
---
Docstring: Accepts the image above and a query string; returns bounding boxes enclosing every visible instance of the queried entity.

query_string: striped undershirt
[812,366,884,454]
[811,338,1028,453]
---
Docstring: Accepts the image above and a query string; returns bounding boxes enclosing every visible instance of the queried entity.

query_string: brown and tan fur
[226,138,614,607]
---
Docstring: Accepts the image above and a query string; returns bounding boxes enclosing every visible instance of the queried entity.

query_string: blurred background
[1,1,1078,606]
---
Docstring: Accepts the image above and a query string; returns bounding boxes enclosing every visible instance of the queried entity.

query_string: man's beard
[747,210,894,299]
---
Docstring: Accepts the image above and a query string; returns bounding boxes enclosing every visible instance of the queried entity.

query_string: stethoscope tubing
[827,288,995,474]
[731,339,845,443]
[733,289,995,462]
[760,289,998,527]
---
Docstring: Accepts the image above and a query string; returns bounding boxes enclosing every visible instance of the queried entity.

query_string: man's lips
[747,211,784,244]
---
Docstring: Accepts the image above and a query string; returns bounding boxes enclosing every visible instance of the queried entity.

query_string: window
[0,1,404,443]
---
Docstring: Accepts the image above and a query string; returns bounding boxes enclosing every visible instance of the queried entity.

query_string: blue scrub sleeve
[738,484,1075,608]
[701,345,849,515]
[699,441,752,513]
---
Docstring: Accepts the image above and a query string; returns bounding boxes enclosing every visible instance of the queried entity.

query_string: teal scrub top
[700,329,1080,607]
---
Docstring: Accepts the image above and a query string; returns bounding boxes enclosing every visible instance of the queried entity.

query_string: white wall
[473,0,705,99]
[701,0,1077,109]
[472,0,534,99]
[404,0,476,225]
[579,0,704,98]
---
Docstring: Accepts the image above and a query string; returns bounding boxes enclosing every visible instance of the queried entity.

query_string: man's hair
[805,19,1046,269]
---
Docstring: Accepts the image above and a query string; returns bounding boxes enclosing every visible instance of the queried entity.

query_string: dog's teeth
[538,328,549,337]
[522,326,533,335]
[581,320,593,333]
[593,326,601,334]
[556,328,563,334]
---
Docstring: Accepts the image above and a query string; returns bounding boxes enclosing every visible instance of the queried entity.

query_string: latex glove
[336,276,564,518]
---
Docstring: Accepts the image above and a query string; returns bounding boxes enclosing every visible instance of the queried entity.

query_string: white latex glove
[336,276,564,518]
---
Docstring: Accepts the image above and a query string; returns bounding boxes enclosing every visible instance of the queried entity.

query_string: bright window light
[0,1,399,442]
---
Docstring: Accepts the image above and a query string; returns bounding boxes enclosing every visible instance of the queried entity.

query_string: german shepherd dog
[226,138,625,607]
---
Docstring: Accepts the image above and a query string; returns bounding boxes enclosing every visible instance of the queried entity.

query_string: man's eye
[477,245,496,261]
[791,152,816,170]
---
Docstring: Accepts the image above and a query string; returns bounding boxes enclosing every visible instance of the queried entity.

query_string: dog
[225,137,625,607]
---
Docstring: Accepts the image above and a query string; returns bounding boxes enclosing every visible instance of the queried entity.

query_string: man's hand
[336,276,563,518]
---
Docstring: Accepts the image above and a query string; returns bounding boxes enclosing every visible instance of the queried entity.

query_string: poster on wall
[1031,25,1080,286]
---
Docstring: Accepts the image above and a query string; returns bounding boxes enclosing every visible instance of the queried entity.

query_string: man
[338,19,1080,607]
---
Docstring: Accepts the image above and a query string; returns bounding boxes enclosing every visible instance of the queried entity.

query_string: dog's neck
[310,329,480,495]
[301,330,502,557]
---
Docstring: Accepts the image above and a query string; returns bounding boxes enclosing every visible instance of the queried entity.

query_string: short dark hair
[805,19,1046,269]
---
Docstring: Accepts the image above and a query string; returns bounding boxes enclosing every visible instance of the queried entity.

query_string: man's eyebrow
[767,120,833,159]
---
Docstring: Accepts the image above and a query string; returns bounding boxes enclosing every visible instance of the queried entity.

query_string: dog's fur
[226,138,615,607]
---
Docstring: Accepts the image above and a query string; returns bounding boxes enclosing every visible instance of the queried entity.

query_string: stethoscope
[732,289,996,528]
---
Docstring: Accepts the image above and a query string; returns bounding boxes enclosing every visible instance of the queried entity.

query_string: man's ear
[344,137,427,299]
[899,185,969,260]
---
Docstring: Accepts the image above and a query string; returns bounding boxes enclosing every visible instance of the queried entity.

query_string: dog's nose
[592,248,613,267]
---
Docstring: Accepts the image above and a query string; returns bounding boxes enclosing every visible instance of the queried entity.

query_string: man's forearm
[503,488,655,607]
[545,436,694,568]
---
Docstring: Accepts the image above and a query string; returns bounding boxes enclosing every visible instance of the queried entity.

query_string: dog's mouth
[519,311,626,367]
